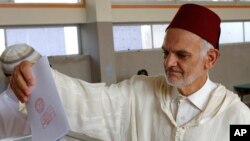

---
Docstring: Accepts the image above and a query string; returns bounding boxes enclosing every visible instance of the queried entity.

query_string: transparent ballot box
[0,132,102,141]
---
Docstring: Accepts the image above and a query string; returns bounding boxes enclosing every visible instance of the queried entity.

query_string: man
[0,44,41,139]
[10,4,250,141]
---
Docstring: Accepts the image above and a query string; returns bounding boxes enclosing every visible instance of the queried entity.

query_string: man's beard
[166,71,197,88]
[165,62,203,88]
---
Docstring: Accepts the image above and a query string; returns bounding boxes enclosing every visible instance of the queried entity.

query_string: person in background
[137,69,148,76]
[9,4,250,141]
[0,44,41,139]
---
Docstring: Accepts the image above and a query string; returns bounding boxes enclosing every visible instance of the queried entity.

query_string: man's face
[162,28,207,88]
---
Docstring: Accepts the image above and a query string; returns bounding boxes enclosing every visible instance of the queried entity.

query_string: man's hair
[200,39,214,57]
[137,69,148,76]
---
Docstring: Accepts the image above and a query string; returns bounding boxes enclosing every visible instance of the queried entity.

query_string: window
[244,22,250,42]
[112,0,235,3]
[0,26,79,56]
[220,22,244,44]
[113,24,152,51]
[0,29,5,54]
[113,21,250,51]
[112,0,172,2]
[0,0,83,3]
[179,0,233,1]
[14,0,81,3]
[113,24,169,51]
[152,24,168,49]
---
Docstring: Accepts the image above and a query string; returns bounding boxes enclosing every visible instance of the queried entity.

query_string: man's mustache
[166,67,183,73]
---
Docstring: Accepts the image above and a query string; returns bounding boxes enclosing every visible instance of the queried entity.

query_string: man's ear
[205,49,220,69]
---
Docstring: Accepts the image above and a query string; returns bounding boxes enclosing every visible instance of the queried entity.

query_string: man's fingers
[19,61,35,87]
[11,78,29,103]
[11,61,35,103]
[13,64,30,96]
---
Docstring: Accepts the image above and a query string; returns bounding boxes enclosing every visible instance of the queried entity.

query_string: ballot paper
[27,56,69,141]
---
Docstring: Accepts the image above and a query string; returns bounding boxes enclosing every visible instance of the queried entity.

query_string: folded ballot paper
[27,56,70,141]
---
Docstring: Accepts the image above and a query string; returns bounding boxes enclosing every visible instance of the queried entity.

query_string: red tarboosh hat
[167,4,221,49]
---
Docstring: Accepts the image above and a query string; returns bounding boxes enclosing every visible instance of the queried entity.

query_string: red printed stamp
[40,106,56,129]
[35,97,45,114]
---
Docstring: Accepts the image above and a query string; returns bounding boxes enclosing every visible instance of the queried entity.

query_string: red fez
[167,4,221,49]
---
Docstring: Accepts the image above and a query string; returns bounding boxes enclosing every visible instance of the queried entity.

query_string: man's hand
[10,61,35,103]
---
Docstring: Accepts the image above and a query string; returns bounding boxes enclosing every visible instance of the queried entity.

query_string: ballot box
[1,132,102,141]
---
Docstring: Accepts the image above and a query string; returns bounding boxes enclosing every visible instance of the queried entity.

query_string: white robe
[0,86,30,139]
[52,70,250,141]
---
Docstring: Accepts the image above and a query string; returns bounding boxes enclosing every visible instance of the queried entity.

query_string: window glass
[4,26,79,56]
[64,27,79,54]
[14,0,81,3]
[113,24,152,51]
[220,22,244,44]
[0,29,5,54]
[141,25,152,50]
[113,22,248,52]
[179,0,233,1]
[112,0,172,2]
[152,24,168,48]
[244,21,250,42]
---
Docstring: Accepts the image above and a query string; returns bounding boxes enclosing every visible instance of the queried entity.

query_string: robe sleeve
[52,69,133,141]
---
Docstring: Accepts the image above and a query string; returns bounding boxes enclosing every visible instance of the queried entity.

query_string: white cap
[0,44,41,76]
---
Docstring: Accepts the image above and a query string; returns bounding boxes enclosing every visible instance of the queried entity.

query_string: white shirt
[170,78,218,126]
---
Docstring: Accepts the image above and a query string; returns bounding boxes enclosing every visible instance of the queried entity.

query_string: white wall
[0,3,250,25]
[112,7,250,23]
[48,54,92,82]
[0,6,86,26]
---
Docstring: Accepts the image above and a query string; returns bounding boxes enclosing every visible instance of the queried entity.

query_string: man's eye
[163,51,169,57]
[177,53,188,59]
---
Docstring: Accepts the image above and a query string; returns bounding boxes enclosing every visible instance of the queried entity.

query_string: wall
[48,54,91,82]
[115,49,164,82]
[209,43,250,91]
[112,6,250,23]
[210,43,250,105]
[0,4,86,26]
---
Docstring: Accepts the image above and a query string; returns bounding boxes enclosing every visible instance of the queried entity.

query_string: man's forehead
[162,34,202,54]
[164,28,202,44]
[165,28,202,40]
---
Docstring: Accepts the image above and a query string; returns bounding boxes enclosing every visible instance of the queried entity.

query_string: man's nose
[164,54,177,68]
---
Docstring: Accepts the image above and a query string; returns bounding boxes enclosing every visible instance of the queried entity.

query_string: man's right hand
[10,61,35,103]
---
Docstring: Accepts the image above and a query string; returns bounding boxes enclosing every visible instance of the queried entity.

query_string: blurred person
[9,4,250,141]
[137,69,148,76]
[0,44,41,139]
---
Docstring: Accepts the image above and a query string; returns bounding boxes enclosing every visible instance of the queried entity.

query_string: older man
[9,4,250,141]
